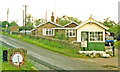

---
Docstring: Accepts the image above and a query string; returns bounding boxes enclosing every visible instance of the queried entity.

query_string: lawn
[0,45,37,70]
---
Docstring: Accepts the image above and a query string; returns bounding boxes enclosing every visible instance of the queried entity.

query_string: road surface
[0,34,108,70]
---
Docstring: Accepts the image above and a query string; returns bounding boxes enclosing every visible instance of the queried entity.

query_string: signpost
[81,41,87,47]
[3,49,27,67]
[81,41,87,51]
[11,52,24,67]
[6,24,8,32]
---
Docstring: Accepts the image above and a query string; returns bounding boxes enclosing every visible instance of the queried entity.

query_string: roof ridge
[63,21,79,27]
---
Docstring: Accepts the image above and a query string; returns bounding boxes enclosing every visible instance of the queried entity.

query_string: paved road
[0,34,108,70]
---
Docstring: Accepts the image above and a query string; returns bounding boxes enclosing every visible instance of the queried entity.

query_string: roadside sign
[6,24,8,27]
[81,41,87,47]
[11,52,24,67]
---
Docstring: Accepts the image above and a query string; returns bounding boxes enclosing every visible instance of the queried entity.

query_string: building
[31,12,62,38]
[31,13,109,51]
[20,30,31,35]
[74,15,109,51]
[9,25,19,32]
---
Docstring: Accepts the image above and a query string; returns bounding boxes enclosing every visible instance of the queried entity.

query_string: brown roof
[9,25,18,30]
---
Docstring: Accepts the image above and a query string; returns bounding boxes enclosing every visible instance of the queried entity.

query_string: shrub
[17,35,23,38]
[106,52,113,56]
[55,32,69,41]
[114,41,120,50]
[94,53,101,58]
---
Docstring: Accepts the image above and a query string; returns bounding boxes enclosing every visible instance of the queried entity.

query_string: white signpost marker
[81,41,87,47]
[11,52,24,67]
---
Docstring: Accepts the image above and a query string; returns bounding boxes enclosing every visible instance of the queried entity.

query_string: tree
[1,21,10,28]
[58,15,82,26]
[34,18,45,26]
[103,17,117,28]
[58,18,71,26]
[10,21,18,26]
[25,14,34,30]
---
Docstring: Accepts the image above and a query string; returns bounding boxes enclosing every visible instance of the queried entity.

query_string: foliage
[109,25,120,39]
[0,21,18,32]
[79,52,103,58]
[58,18,71,26]
[25,14,34,30]
[19,26,32,31]
[103,17,117,28]
[1,21,10,28]
[106,52,113,56]
[79,53,90,58]
[58,15,82,26]
[10,21,18,26]
[34,18,45,26]
[55,32,69,40]
[114,41,120,50]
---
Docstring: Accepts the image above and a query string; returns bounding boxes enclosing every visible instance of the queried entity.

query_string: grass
[102,65,118,69]
[0,45,37,70]
[0,31,83,58]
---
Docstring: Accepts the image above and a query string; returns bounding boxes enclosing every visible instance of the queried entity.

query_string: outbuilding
[74,15,109,51]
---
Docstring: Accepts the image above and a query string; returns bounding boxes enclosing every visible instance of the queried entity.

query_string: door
[81,32,88,50]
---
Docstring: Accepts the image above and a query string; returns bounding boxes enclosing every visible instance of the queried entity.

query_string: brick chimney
[56,16,58,24]
[51,12,54,22]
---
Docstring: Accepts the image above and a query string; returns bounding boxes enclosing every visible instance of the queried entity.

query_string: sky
[0,0,119,26]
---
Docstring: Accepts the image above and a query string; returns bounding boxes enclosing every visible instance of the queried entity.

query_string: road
[0,34,108,70]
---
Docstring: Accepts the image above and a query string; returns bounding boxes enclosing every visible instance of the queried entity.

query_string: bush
[114,41,120,50]
[17,35,23,38]
[94,53,101,58]
[106,52,113,56]
[55,32,69,41]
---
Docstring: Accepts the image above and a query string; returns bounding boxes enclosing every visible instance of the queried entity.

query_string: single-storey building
[9,25,19,32]
[31,13,109,51]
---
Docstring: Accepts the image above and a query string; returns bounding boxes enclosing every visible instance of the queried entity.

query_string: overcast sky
[0,0,119,26]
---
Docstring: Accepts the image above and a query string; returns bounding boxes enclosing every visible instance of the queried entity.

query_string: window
[65,29,76,37]
[90,32,103,41]
[43,28,55,36]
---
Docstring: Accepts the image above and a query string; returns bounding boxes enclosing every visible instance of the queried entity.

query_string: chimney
[56,16,58,24]
[51,12,54,22]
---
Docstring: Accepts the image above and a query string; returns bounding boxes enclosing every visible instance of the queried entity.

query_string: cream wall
[77,23,105,42]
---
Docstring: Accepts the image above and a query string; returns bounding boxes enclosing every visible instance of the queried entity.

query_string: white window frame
[43,28,55,36]
[65,29,76,37]
[89,31,104,42]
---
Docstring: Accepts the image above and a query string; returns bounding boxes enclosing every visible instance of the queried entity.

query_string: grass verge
[0,32,87,58]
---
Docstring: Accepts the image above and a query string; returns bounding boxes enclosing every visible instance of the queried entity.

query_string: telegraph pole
[7,8,9,22]
[23,10,24,27]
[23,5,28,35]
[25,5,27,35]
